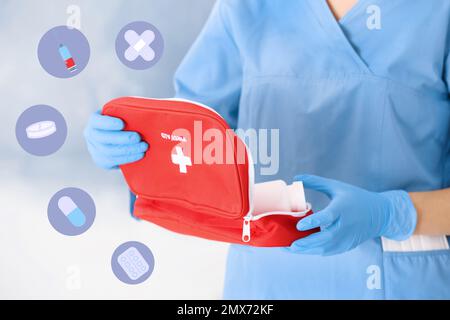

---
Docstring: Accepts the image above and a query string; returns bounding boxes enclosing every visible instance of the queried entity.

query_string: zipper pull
[242,217,251,243]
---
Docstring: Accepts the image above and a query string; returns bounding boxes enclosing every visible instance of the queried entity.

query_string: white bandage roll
[253,180,307,214]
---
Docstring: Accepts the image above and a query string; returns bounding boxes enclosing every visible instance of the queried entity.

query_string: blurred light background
[0,0,229,299]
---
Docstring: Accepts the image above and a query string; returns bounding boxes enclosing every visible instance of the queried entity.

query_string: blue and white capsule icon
[58,196,86,227]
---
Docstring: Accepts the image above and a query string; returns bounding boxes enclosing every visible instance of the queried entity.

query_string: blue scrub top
[174,0,450,299]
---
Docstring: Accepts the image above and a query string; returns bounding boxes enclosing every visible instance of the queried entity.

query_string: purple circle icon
[16,105,67,156]
[115,21,164,70]
[38,26,90,78]
[48,188,96,236]
[111,241,155,284]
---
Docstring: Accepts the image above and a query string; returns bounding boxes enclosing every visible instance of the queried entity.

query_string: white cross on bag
[171,146,192,174]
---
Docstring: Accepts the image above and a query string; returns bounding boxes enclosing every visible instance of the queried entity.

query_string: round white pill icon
[25,121,57,139]
[58,196,86,227]
[16,105,67,156]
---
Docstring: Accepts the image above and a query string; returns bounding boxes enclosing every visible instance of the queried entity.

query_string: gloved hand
[290,174,417,256]
[84,111,149,170]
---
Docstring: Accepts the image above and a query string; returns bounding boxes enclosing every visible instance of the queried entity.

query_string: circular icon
[38,26,90,78]
[16,105,67,156]
[115,21,164,70]
[48,188,96,236]
[111,241,155,284]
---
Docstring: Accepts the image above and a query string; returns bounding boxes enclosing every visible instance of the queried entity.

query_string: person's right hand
[84,111,149,170]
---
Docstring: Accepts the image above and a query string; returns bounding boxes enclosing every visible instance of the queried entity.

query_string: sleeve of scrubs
[446,53,450,96]
[174,0,243,128]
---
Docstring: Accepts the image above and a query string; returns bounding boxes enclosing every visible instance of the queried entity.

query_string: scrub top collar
[306,0,374,74]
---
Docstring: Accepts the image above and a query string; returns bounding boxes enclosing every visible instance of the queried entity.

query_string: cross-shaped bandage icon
[124,29,156,62]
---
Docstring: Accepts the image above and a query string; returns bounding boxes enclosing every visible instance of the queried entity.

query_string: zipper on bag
[241,203,312,243]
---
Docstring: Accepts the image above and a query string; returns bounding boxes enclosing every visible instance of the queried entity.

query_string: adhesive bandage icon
[26,121,57,139]
[124,30,155,62]
[116,21,164,70]
[58,196,86,227]
[117,247,150,281]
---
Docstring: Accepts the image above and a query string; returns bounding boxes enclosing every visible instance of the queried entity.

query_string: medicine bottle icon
[58,44,77,72]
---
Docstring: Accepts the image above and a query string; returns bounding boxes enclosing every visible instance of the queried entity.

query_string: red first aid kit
[103,97,318,247]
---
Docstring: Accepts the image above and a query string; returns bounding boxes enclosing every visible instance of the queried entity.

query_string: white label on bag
[161,132,187,142]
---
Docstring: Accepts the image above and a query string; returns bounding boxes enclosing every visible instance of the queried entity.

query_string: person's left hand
[290,175,417,256]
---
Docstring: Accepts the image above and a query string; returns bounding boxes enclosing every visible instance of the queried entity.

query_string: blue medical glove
[84,111,148,170]
[290,175,417,256]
